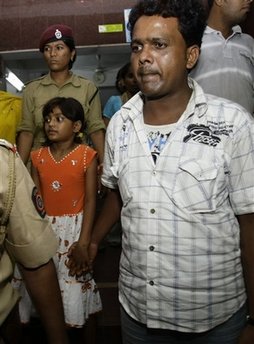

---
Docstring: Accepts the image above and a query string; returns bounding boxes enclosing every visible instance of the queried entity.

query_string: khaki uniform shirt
[17,72,105,148]
[0,140,57,325]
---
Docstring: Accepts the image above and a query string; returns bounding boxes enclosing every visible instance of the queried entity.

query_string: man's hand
[88,241,99,265]
[66,242,91,277]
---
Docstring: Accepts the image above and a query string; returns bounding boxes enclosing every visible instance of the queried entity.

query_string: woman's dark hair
[63,39,77,69]
[207,0,214,10]
[42,97,85,145]
[128,0,207,48]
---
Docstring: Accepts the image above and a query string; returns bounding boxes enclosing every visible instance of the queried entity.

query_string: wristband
[247,316,254,326]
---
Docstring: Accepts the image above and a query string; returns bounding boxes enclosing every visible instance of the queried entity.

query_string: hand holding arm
[89,188,122,263]
[67,241,90,277]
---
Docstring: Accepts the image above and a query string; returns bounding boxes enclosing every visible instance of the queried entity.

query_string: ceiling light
[5,68,24,92]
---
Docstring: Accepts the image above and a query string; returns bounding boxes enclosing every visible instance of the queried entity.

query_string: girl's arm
[67,156,97,276]
[79,155,97,246]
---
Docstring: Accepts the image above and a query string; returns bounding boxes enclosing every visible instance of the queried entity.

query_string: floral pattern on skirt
[12,212,102,327]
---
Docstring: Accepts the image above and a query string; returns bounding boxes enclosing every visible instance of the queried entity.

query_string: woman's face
[43,40,75,72]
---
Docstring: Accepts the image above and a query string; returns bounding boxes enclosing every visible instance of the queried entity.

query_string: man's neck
[208,9,233,39]
[143,87,192,125]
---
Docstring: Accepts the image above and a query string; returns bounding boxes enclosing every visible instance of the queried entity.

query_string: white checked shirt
[102,79,254,332]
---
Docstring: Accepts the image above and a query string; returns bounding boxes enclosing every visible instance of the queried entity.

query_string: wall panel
[0,0,136,51]
[0,0,253,52]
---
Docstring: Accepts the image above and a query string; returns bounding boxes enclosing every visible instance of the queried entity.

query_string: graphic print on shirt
[183,124,221,147]
[147,130,171,163]
[119,123,130,154]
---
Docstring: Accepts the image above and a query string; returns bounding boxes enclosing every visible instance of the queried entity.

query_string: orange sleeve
[84,145,97,169]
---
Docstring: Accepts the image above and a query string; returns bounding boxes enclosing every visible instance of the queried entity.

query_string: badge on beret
[55,29,62,40]
[32,187,46,218]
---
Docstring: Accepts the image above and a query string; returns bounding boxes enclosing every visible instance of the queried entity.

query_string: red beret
[39,24,75,52]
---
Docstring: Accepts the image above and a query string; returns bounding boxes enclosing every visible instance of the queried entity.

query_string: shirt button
[152,170,156,175]
[149,246,155,251]
[149,280,154,286]
[150,209,155,214]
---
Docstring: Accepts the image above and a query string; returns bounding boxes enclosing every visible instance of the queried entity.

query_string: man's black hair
[128,0,207,48]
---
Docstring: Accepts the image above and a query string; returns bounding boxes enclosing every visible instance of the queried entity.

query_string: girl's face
[44,106,81,143]
[43,40,75,72]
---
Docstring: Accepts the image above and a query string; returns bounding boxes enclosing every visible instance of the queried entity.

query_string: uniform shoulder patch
[32,187,46,218]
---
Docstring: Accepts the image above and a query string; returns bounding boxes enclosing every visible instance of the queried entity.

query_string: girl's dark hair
[42,97,85,145]
[128,0,207,48]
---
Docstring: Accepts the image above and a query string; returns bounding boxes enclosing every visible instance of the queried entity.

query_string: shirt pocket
[172,157,218,213]
[112,160,132,207]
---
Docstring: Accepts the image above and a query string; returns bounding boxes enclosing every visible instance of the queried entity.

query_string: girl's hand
[66,241,91,277]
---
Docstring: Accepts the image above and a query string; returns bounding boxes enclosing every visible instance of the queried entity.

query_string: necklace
[48,145,80,164]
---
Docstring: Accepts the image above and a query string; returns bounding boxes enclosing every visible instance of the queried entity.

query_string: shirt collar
[205,25,242,37]
[120,78,208,122]
[41,72,82,87]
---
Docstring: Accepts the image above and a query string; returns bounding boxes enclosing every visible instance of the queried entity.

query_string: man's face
[130,16,198,100]
[222,0,253,25]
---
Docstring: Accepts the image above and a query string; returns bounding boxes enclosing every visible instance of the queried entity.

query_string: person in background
[13,97,102,344]
[16,24,105,168]
[0,139,68,344]
[190,0,254,115]
[0,91,22,144]
[102,63,139,246]
[103,62,139,126]
[82,0,254,343]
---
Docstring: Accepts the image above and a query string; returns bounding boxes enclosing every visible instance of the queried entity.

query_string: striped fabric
[190,25,254,115]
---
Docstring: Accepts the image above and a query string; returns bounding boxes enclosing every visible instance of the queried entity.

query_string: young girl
[14,97,102,341]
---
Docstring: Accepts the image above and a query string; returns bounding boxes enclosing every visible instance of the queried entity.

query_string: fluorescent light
[5,68,24,91]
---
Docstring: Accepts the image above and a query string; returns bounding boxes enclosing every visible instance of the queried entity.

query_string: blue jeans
[121,304,247,344]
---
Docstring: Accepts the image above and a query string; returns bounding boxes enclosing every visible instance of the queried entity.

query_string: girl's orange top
[31,144,97,216]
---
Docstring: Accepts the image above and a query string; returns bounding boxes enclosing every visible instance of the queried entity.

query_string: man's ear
[73,120,82,133]
[186,45,200,70]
